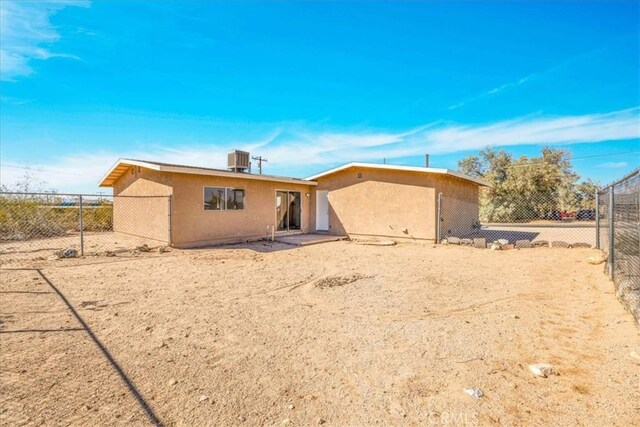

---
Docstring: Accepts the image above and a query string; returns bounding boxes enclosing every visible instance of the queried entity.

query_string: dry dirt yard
[1,241,638,426]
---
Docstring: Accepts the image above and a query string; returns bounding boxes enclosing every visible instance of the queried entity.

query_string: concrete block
[515,239,532,249]
[532,240,549,248]
[551,241,570,248]
[473,238,487,249]
[448,237,461,245]
[460,238,473,246]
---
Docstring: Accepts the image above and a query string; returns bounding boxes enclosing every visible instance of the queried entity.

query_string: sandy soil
[1,241,638,426]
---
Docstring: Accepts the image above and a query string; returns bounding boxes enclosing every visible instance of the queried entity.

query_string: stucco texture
[169,173,312,247]
[112,166,172,243]
[113,166,313,248]
[310,166,481,241]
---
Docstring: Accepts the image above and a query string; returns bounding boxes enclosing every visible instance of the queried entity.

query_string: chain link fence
[596,169,640,324]
[0,192,171,264]
[437,192,596,248]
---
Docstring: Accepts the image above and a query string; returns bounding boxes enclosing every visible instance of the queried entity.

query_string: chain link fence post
[595,190,600,250]
[436,192,442,243]
[79,195,84,256]
[608,186,614,280]
[168,195,172,245]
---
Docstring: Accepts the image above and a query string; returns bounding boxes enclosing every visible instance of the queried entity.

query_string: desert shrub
[0,197,70,240]
[82,203,113,232]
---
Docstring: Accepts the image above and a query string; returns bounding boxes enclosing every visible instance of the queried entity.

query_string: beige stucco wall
[112,166,173,243]
[309,167,481,241]
[170,173,313,247]
[310,167,437,240]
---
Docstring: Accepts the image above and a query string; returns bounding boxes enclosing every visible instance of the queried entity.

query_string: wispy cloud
[448,48,606,111]
[0,0,88,81]
[1,107,638,192]
[448,74,533,110]
[598,161,629,169]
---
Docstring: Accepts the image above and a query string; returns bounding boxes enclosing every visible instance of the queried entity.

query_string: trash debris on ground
[529,363,558,378]
[463,387,484,398]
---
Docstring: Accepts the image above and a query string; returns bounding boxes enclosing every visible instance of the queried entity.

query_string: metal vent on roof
[228,150,250,173]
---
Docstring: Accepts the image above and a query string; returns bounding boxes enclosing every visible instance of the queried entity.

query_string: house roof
[305,162,491,187]
[99,159,317,187]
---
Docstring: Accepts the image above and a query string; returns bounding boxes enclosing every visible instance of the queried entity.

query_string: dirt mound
[315,273,370,289]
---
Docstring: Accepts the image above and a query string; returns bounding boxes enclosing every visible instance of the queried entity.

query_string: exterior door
[276,191,302,231]
[316,190,329,231]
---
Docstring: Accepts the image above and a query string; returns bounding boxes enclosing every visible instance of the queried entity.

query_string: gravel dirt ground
[1,241,638,426]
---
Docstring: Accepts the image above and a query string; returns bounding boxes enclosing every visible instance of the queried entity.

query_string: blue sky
[1,0,638,193]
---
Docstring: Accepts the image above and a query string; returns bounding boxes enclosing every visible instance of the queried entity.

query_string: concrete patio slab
[273,233,348,246]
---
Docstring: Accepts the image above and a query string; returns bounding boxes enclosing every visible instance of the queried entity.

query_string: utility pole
[251,156,268,174]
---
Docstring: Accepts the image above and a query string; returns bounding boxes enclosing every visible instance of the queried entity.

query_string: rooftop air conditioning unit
[228,150,250,173]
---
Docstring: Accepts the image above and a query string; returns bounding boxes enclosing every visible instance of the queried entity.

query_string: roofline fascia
[305,162,491,187]
[99,159,317,187]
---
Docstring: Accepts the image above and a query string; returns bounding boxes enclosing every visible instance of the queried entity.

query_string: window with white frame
[204,187,245,210]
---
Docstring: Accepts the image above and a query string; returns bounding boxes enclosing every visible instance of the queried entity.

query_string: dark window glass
[204,187,226,210]
[227,189,245,210]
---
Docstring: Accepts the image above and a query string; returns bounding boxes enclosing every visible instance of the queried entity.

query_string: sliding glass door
[276,191,301,231]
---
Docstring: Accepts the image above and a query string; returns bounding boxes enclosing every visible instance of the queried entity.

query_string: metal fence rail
[0,192,171,263]
[597,169,640,324]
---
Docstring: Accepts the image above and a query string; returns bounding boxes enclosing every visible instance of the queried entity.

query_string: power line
[501,150,640,169]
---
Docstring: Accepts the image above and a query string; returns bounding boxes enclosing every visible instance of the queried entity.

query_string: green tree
[458,147,593,222]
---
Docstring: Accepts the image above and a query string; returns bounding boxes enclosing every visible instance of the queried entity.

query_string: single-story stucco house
[98,151,489,248]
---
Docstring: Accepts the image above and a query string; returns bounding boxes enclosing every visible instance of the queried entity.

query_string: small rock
[515,239,532,249]
[168,378,177,386]
[510,314,520,319]
[447,237,461,245]
[440,239,449,245]
[198,395,209,402]
[473,238,487,249]
[588,254,607,265]
[136,244,149,252]
[238,416,246,422]
[105,250,116,257]
[54,247,78,258]
[551,241,570,248]
[463,387,483,398]
[490,243,502,251]
[630,351,640,361]
[287,404,295,410]
[497,239,509,246]
[282,419,291,425]
[158,245,168,253]
[572,242,592,248]
[529,363,558,378]
[317,418,326,425]
[157,341,167,349]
